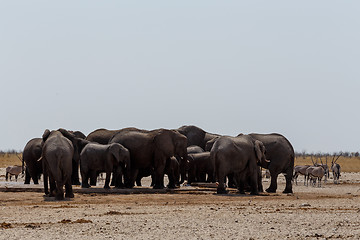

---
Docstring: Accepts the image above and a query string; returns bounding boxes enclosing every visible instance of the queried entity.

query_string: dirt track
[1,173,360,239]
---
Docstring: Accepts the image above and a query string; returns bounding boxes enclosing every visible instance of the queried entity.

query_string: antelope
[6,165,23,181]
[293,165,311,185]
[318,155,329,183]
[331,154,341,184]
[305,157,326,187]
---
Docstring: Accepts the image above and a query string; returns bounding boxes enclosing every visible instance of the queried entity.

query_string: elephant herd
[22,125,295,200]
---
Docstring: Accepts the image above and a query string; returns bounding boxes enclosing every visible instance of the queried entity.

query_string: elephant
[187,152,214,184]
[211,134,269,195]
[177,125,220,151]
[86,128,129,144]
[80,142,130,189]
[109,128,187,189]
[41,129,75,200]
[248,133,295,194]
[69,130,87,185]
[22,138,43,184]
[135,156,180,189]
[179,145,205,183]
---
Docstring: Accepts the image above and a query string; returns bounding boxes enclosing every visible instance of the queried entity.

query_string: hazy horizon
[1,1,359,153]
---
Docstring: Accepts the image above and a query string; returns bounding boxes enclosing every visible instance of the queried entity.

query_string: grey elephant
[135,156,180,188]
[85,128,139,144]
[80,142,130,189]
[109,128,187,189]
[179,145,205,183]
[248,133,295,193]
[41,129,75,200]
[69,130,86,185]
[22,138,43,184]
[211,135,269,195]
[177,125,220,150]
[187,152,214,184]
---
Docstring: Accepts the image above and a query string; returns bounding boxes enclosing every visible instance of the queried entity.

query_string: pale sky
[1,1,359,153]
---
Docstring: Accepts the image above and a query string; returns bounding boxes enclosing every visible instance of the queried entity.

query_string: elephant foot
[282,188,293,194]
[217,188,228,194]
[237,190,245,195]
[104,185,110,189]
[65,193,74,198]
[24,181,30,184]
[265,188,276,193]
[153,184,164,189]
[72,180,81,186]
[81,183,90,188]
[167,184,176,189]
[250,191,259,195]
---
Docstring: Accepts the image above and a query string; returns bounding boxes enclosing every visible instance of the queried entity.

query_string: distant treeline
[0,150,21,156]
[295,151,360,158]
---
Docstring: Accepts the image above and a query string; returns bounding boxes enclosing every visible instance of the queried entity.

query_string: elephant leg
[216,164,228,194]
[71,159,81,185]
[217,173,228,194]
[49,176,57,197]
[257,168,264,193]
[179,158,187,184]
[249,170,259,196]
[136,174,142,186]
[113,167,124,188]
[126,168,138,188]
[81,171,90,188]
[227,173,236,188]
[153,163,166,189]
[234,173,245,194]
[65,181,74,198]
[24,168,31,184]
[43,162,49,195]
[283,169,293,193]
[55,182,64,200]
[90,171,97,186]
[167,169,176,189]
[104,171,111,189]
[266,170,278,193]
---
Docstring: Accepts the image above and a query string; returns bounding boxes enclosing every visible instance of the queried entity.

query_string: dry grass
[295,156,360,172]
[0,153,23,168]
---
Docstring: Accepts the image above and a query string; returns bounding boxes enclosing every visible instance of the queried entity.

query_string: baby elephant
[6,165,23,181]
[187,152,214,184]
[80,142,130,189]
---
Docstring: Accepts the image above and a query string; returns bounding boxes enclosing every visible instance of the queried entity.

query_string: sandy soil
[0,172,360,240]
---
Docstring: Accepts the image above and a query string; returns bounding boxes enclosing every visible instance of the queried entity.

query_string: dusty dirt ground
[0,172,360,240]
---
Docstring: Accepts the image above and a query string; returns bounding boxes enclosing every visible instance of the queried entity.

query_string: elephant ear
[254,140,265,164]
[42,129,51,142]
[153,129,175,156]
[109,143,121,164]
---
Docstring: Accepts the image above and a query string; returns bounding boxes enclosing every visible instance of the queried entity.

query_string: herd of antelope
[293,154,341,187]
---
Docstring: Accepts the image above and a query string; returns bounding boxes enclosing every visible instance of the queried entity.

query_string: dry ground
[0,172,360,239]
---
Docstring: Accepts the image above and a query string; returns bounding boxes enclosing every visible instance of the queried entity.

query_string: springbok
[305,165,325,187]
[6,165,23,181]
[331,154,341,184]
[293,165,311,185]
